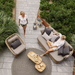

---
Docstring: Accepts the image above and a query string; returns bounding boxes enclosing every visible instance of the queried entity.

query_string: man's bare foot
[40,54,44,57]
[24,35,26,37]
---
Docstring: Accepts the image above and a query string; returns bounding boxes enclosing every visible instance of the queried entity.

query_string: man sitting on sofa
[40,32,66,57]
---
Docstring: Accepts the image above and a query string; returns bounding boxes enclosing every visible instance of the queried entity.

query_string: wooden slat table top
[35,62,46,72]
[27,51,42,64]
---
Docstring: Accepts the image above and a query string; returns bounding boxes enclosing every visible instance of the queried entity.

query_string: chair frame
[5,33,26,58]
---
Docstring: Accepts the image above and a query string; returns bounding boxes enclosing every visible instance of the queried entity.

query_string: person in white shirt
[40,32,66,57]
[18,11,28,37]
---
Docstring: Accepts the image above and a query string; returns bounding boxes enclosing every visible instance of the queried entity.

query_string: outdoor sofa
[37,26,74,64]
[5,33,26,58]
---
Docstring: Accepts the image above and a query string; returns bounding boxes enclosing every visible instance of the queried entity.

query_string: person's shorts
[21,24,27,27]
[51,43,58,51]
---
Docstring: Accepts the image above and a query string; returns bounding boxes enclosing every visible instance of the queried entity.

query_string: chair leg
[15,55,17,58]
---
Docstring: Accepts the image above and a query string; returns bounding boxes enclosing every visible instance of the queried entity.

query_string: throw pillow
[58,46,64,55]
[63,46,70,56]
[11,39,21,49]
[50,32,59,42]
[55,36,60,42]
[42,32,52,41]
[44,27,53,35]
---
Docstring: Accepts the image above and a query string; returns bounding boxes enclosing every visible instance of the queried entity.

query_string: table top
[27,51,42,64]
[35,62,46,72]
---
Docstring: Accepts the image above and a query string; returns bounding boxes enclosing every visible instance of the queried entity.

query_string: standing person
[18,11,28,37]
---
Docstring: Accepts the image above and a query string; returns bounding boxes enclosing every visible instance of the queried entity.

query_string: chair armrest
[64,50,73,59]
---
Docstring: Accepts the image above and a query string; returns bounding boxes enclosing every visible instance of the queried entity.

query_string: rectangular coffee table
[27,51,42,64]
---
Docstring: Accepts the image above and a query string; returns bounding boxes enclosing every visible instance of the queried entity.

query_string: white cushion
[42,32,52,41]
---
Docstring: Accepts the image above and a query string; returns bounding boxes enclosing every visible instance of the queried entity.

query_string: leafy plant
[0,11,18,51]
[40,0,75,43]
[40,0,50,4]
[71,35,75,50]
[5,2,15,8]
[0,0,15,17]
[40,1,50,10]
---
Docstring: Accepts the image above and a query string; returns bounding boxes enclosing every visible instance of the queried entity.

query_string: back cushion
[49,32,59,42]
[44,27,53,35]
[40,26,53,35]
[8,35,18,45]
[49,26,57,33]
[11,39,21,49]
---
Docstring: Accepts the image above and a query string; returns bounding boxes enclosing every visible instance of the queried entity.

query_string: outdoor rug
[12,48,52,75]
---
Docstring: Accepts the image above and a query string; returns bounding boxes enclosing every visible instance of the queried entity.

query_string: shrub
[0,0,6,4]
[40,1,50,10]
[0,11,18,51]
[40,0,75,43]
[0,0,15,17]
[71,35,75,50]
[5,2,15,8]
[40,0,50,4]
[0,2,5,10]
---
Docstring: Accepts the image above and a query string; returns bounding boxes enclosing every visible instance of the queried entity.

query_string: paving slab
[3,63,12,69]
[0,69,12,75]
[0,0,74,75]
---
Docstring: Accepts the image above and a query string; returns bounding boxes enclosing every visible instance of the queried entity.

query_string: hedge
[0,11,18,51]
[40,0,75,43]
[0,0,15,17]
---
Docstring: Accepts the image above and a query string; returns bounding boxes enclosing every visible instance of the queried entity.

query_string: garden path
[0,0,74,75]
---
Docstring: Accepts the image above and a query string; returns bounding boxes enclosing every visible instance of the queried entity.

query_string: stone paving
[0,0,74,75]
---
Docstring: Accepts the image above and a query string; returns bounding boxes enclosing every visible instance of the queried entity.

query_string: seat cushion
[11,39,21,49]
[13,44,26,54]
[37,35,50,51]
[50,51,64,62]
[8,35,19,45]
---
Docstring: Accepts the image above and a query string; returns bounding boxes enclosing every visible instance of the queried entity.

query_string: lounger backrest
[8,35,19,46]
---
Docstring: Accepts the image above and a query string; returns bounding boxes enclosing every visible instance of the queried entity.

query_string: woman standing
[18,11,28,37]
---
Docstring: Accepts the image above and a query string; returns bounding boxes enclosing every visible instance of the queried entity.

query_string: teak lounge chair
[5,33,26,58]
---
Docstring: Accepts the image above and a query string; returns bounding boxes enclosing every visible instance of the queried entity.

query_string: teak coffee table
[27,51,42,64]
[27,51,46,72]
[35,62,46,72]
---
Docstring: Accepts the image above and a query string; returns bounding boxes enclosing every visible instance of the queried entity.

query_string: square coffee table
[35,62,46,72]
